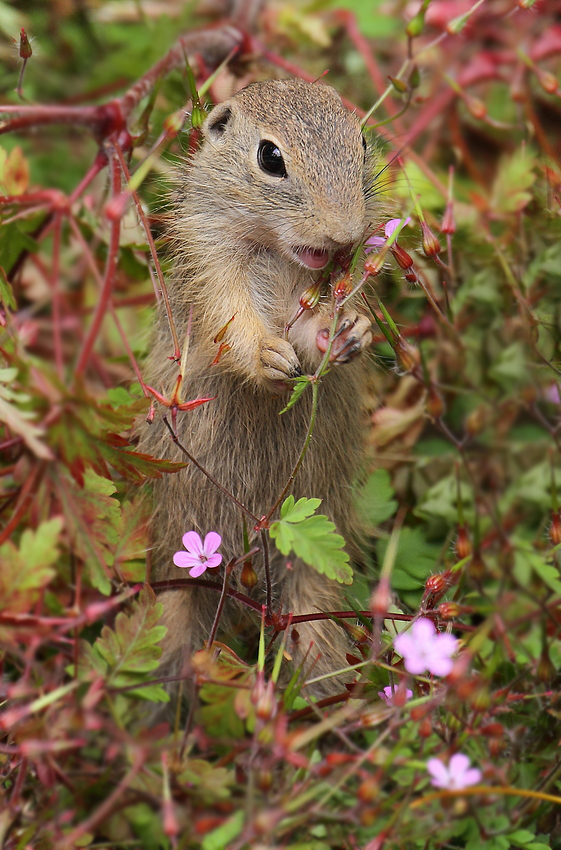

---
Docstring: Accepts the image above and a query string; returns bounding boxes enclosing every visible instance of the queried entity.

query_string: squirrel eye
[257,140,287,178]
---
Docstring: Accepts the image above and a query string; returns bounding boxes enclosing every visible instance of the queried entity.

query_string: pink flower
[366,217,411,248]
[393,618,458,676]
[426,753,482,790]
[173,531,222,578]
[378,685,413,706]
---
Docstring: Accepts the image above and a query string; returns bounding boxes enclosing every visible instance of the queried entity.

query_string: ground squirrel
[139,79,379,697]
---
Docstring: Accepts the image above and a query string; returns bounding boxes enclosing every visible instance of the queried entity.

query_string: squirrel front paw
[316,311,372,363]
[259,336,302,391]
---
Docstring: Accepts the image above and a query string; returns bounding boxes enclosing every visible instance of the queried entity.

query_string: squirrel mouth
[292,246,330,269]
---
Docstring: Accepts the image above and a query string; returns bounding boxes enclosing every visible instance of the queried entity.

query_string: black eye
[257,140,287,178]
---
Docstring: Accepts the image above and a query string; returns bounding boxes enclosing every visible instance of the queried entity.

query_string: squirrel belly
[137,79,380,697]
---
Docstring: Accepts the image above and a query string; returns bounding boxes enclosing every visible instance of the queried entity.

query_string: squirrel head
[193,79,375,269]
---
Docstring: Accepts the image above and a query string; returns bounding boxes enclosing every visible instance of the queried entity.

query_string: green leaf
[376,527,440,591]
[270,500,353,585]
[0,265,16,309]
[201,810,244,850]
[0,518,62,618]
[54,468,121,594]
[280,495,322,522]
[280,375,311,414]
[355,469,398,529]
[92,585,169,701]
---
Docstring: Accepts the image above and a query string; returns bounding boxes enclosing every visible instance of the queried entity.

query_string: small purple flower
[366,217,411,248]
[173,531,222,578]
[378,685,413,707]
[426,753,482,790]
[393,618,458,677]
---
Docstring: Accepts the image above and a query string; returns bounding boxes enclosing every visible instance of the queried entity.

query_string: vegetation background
[0,0,561,848]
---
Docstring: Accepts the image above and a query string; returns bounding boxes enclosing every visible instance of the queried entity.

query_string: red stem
[74,152,122,377]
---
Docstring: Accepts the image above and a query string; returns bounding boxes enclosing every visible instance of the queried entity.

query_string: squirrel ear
[206,105,232,141]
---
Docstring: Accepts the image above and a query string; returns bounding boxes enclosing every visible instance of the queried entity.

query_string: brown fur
[137,79,381,697]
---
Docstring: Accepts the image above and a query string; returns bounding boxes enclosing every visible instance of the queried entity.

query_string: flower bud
[465,96,487,120]
[441,202,456,234]
[370,576,391,617]
[300,281,322,310]
[421,221,441,259]
[405,271,418,284]
[536,70,558,95]
[390,244,414,271]
[548,510,561,546]
[240,560,258,589]
[406,11,425,37]
[364,251,387,277]
[469,682,490,712]
[163,110,186,139]
[388,75,409,94]
[333,272,352,303]
[438,602,461,620]
[191,105,207,128]
[251,674,277,721]
[394,336,420,374]
[18,28,32,60]
[419,716,432,737]
[410,65,421,89]
[424,571,453,600]
[454,525,472,561]
[426,384,444,420]
[537,645,556,683]
[358,776,379,802]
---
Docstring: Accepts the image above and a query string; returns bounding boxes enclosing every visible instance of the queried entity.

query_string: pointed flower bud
[300,280,322,311]
[251,673,277,721]
[191,105,208,128]
[333,272,352,304]
[394,336,420,374]
[537,644,556,683]
[454,525,472,561]
[18,28,32,60]
[390,244,414,271]
[420,221,441,259]
[549,510,561,546]
[441,201,456,234]
[465,96,487,120]
[536,70,558,95]
[240,560,258,589]
[426,384,444,420]
[438,602,461,620]
[364,251,387,278]
[388,75,409,94]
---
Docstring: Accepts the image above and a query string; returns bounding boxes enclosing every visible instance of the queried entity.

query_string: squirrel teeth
[292,246,330,269]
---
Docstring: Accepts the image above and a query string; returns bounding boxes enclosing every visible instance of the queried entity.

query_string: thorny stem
[74,151,122,377]
[50,214,64,380]
[265,311,339,522]
[161,416,260,524]
[112,143,181,361]
[59,751,146,850]
[67,215,148,394]
[261,529,273,619]
[207,559,235,647]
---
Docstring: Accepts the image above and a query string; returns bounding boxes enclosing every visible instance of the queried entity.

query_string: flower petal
[182,530,203,556]
[426,758,449,788]
[385,216,411,238]
[448,753,470,776]
[203,531,222,556]
[394,631,415,656]
[435,633,459,656]
[402,653,429,675]
[412,618,436,643]
[204,554,222,569]
[173,551,200,569]
[189,562,208,578]
[426,655,454,677]
[460,768,482,788]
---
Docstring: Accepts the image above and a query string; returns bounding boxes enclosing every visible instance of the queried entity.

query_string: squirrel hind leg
[282,561,355,699]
